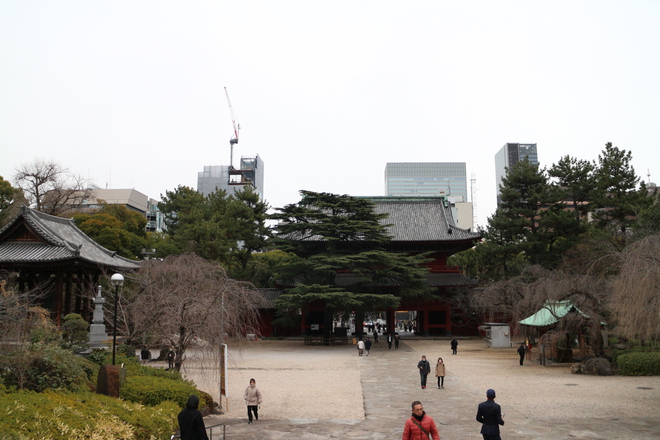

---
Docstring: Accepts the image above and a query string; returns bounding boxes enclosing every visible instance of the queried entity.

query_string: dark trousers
[482,434,501,440]
[420,373,428,387]
[519,353,525,365]
[247,405,258,422]
[437,376,444,387]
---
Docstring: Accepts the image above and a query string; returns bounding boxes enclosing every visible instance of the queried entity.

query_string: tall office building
[384,162,473,229]
[385,162,468,200]
[197,155,265,199]
[494,143,538,205]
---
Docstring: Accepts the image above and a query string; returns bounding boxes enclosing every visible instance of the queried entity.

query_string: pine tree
[271,191,431,339]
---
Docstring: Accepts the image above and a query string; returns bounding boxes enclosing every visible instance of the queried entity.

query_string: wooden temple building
[0,206,139,324]
[264,196,482,338]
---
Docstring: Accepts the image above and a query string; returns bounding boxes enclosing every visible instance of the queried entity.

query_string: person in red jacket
[402,400,440,440]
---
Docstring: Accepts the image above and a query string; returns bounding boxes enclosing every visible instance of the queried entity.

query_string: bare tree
[475,265,610,356]
[14,159,92,215]
[610,234,660,344]
[0,275,50,389]
[127,253,267,371]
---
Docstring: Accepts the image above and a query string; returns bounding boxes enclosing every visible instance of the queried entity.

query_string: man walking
[402,400,440,440]
[357,339,365,356]
[417,355,431,389]
[476,389,504,440]
[387,333,393,349]
[365,337,372,356]
[517,342,526,366]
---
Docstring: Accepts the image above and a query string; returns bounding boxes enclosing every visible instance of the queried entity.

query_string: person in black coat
[517,342,526,366]
[178,395,209,440]
[476,389,504,440]
[450,338,458,355]
[417,355,431,389]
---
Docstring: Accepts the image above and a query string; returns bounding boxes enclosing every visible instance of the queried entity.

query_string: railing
[171,423,225,440]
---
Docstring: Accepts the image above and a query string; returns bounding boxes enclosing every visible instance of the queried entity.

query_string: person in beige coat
[435,357,446,389]
[244,378,263,424]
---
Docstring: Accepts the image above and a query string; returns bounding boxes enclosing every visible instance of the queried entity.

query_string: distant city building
[146,198,166,233]
[83,188,149,214]
[45,188,166,233]
[494,143,538,206]
[197,155,265,199]
[384,162,472,230]
[385,162,468,200]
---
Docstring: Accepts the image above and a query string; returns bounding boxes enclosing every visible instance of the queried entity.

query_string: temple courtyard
[174,338,660,439]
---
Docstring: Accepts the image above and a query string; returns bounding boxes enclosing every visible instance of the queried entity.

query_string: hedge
[617,352,660,376]
[120,375,212,409]
[0,390,178,440]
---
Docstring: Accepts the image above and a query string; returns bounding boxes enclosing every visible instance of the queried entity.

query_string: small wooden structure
[0,206,139,324]
[519,300,593,365]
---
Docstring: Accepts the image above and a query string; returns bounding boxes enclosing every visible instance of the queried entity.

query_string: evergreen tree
[271,191,431,339]
[158,185,270,271]
[548,155,596,225]
[592,142,655,243]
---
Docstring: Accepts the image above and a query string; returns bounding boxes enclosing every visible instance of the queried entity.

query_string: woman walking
[435,357,446,389]
[244,378,263,424]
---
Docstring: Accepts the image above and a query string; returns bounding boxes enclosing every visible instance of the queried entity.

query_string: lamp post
[110,273,124,365]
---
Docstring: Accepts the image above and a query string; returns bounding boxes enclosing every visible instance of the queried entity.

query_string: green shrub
[0,390,178,440]
[617,352,660,376]
[120,375,211,408]
[86,346,138,368]
[612,345,659,367]
[1,345,95,393]
[60,313,90,353]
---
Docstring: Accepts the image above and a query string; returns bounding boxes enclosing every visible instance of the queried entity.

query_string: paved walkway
[198,338,660,439]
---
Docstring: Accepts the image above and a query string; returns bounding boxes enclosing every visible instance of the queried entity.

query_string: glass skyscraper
[494,143,538,205]
[384,162,468,200]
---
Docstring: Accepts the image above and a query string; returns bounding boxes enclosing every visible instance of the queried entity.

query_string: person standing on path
[525,338,532,361]
[177,395,209,440]
[365,337,372,356]
[387,333,393,349]
[357,339,365,356]
[394,333,400,349]
[167,347,176,370]
[373,329,379,344]
[517,342,526,366]
[140,345,151,365]
[450,338,458,355]
[244,378,262,424]
[476,389,504,440]
[435,357,446,388]
[417,355,431,389]
[402,400,440,440]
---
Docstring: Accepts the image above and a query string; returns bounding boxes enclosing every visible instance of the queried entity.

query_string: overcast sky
[1,1,659,228]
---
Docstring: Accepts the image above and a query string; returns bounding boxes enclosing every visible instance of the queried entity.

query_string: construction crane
[224,87,240,168]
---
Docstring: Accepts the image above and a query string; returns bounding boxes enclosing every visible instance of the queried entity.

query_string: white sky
[1,1,659,228]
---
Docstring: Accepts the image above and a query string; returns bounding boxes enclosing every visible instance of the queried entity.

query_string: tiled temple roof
[0,206,139,270]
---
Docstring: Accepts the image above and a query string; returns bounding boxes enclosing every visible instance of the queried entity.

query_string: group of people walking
[402,389,505,440]
[416,355,445,389]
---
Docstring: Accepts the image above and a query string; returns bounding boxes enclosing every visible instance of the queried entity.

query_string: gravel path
[173,338,660,439]
[180,338,660,420]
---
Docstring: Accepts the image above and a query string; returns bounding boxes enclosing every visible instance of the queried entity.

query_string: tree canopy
[73,205,147,260]
[158,185,269,275]
[270,191,432,337]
